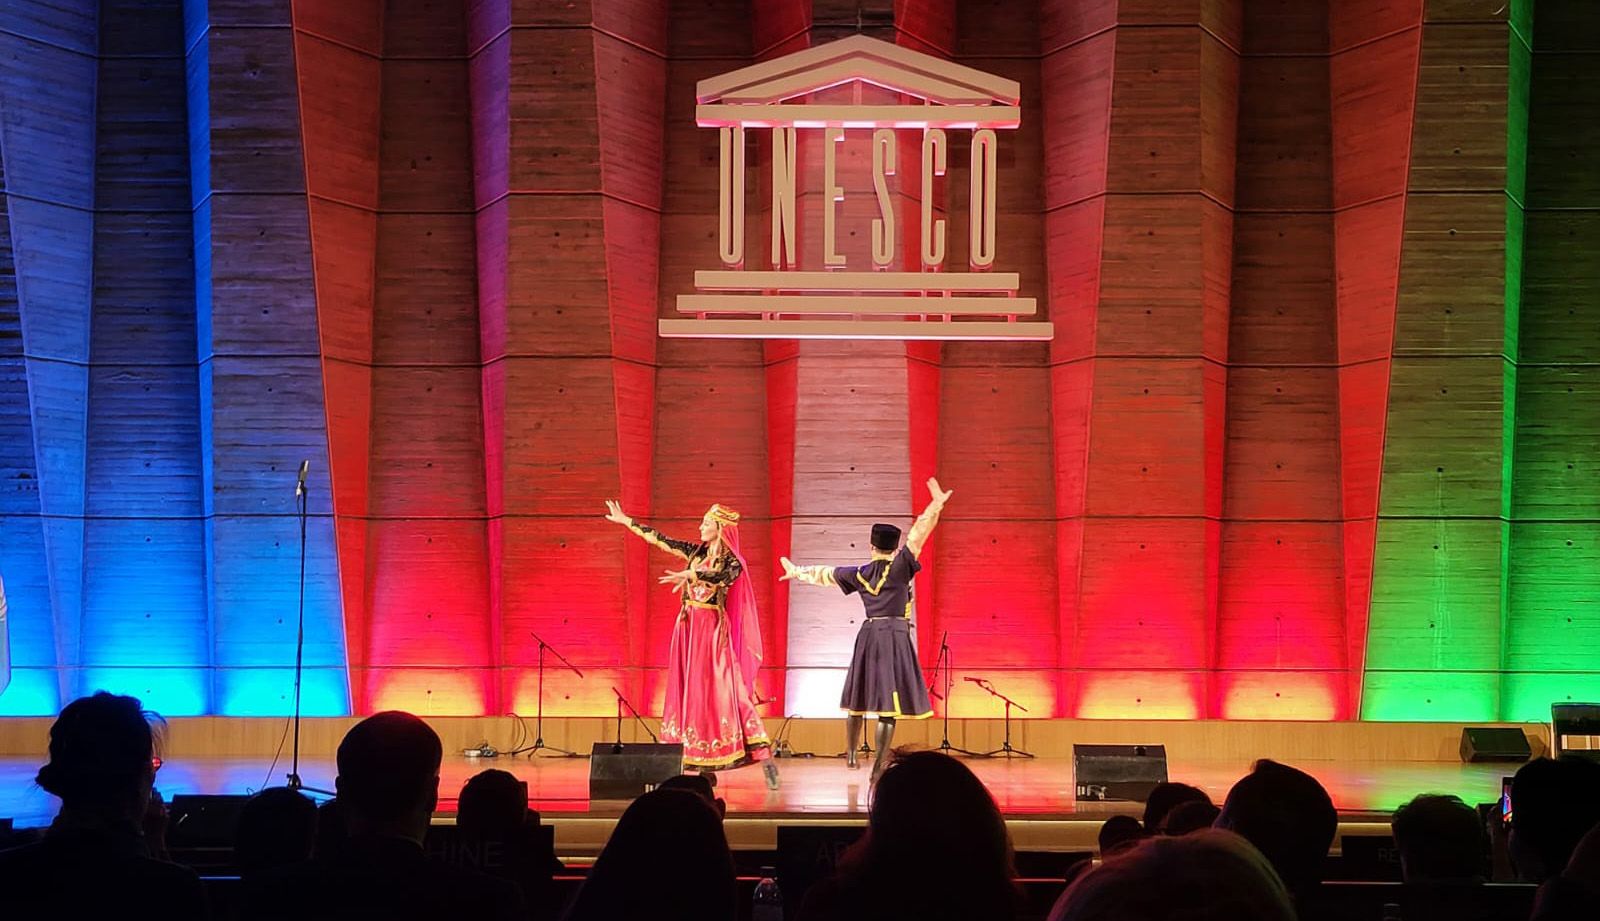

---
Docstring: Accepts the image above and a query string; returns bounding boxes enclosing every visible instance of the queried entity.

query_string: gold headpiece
[704,504,741,526]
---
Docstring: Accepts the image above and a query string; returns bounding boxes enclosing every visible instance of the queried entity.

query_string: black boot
[763,759,780,790]
[870,717,896,785]
[845,715,864,769]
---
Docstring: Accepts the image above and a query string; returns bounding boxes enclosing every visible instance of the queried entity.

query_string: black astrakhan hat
[870,523,902,553]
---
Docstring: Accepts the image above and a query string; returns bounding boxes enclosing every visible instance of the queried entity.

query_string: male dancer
[781,477,952,782]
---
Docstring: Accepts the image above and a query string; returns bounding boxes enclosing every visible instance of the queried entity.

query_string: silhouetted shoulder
[0,838,208,921]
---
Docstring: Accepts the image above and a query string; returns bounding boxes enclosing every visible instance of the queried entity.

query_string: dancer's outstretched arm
[604,499,698,560]
[905,476,953,558]
[779,557,838,587]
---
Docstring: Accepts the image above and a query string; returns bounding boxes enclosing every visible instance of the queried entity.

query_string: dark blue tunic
[832,547,933,718]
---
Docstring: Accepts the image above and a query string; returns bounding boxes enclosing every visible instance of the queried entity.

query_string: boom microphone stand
[964,676,1034,759]
[511,633,585,758]
[929,632,979,757]
[287,461,333,796]
[612,686,659,743]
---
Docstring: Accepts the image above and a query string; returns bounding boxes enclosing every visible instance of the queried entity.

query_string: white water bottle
[753,872,783,921]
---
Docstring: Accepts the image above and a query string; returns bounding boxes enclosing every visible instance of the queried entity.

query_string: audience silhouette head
[1160,799,1221,836]
[14,694,1583,921]
[1390,793,1486,882]
[657,772,726,817]
[1050,829,1294,921]
[236,786,317,875]
[563,787,734,921]
[36,691,164,823]
[1142,782,1211,833]
[1510,756,1600,882]
[235,711,526,921]
[1,693,206,921]
[1214,759,1336,898]
[1098,815,1147,855]
[798,750,1019,921]
[456,769,527,839]
[334,710,443,840]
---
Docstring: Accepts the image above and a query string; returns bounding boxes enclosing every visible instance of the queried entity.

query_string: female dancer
[782,477,952,783]
[605,500,779,789]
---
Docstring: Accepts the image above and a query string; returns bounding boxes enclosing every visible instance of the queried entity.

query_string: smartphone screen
[1500,777,1514,824]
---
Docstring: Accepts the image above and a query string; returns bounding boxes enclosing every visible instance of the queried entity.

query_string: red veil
[717,522,763,700]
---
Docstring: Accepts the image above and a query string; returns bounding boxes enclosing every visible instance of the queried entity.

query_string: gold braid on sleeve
[626,519,689,559]
[791,564,836,587]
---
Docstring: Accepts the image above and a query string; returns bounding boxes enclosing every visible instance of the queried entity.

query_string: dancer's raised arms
[905,476,953,557]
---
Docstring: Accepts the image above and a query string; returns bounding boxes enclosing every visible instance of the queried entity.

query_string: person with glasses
[0,692,207,920]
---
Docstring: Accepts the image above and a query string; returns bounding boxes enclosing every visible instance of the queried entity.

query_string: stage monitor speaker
[1073,744,1168,802]
[168,794,250,848]
[1459,727,1531,763]
[1552,703,1600,762]
[167,793,254,873]
[588,742,685,800]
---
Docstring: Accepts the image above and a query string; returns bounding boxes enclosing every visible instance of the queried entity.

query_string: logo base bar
[658,319,1055,341]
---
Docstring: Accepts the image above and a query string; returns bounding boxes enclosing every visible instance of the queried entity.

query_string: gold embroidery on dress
[661,713,773,766]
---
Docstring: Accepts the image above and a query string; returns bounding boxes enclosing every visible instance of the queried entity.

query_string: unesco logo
[663,36,1052,343]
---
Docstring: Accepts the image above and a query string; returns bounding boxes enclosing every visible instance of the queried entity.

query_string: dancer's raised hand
[926,477,954,506]
[604,499,630,526]
[779,557,800,581]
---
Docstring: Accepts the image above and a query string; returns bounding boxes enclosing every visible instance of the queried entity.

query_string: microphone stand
[930,632,978,757]
[511,633,585,758]
[287,463,333,795]
[612,686,658,743]
[964,677,1034,759]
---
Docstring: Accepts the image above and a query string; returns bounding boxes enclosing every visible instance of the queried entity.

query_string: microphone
[295,460,309,497]
[612,691,625,754]
[962,676,984,684]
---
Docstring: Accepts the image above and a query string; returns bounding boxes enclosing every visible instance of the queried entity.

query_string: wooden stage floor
[0,752,1517,855]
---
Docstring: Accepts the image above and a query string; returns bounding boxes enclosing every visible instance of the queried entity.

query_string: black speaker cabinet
[1459,727,1532,763]
[1073,744,1168,802]
[588,742,685,800]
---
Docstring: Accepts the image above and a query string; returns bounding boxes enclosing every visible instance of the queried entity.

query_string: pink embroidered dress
[626,517,771,769]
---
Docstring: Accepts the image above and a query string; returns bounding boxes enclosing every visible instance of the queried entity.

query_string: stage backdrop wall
[1,0,1597,721]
